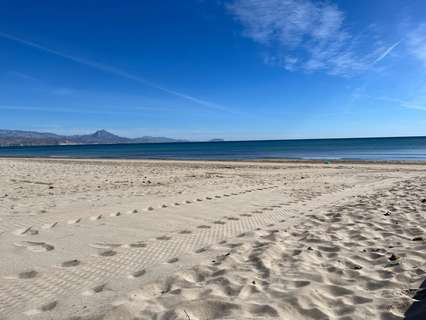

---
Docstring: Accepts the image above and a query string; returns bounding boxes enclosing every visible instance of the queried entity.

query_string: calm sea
[1,137,426,161]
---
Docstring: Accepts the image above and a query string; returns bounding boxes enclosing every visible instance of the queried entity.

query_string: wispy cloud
[227,0,395,76]
[0,104,175,115]
[0,31,230,112]
[406,24,426,66]
[372,41,400,65]
[6,71,41,82]
[370,95,426,112]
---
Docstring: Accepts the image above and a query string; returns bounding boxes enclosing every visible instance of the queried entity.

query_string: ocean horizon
[1,136,426,161]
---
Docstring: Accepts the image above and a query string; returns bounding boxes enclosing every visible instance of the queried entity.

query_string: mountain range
[0,129,189,146]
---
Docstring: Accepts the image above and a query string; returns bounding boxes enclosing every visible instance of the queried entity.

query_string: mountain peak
[91,129,117,138]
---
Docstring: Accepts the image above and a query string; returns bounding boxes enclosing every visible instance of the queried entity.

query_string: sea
[1,136,426,161]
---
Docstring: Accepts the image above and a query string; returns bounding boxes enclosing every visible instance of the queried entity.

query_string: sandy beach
[0,158,425,319]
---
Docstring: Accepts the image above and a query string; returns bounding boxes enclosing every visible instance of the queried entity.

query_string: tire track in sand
[0,177,404,318]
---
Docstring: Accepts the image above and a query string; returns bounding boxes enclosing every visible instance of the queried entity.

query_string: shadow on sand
[405,279,426,319]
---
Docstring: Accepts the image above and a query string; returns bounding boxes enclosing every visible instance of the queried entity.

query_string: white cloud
[228,0,394,76]
[407,24,426,66]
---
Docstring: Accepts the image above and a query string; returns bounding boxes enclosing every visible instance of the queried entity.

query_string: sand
[0,158,425,319]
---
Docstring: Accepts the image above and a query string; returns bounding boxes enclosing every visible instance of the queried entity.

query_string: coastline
[2,156,426,165]
[0,158,425,319]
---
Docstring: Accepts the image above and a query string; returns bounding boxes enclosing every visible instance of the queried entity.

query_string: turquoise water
[1,137,426,161]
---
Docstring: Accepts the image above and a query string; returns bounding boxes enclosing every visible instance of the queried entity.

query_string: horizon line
[0,128,425,143]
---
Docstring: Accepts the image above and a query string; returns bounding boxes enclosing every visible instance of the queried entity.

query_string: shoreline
[2,156,426,166]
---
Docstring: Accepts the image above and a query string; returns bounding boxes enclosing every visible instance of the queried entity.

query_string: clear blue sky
[1,0,426,140]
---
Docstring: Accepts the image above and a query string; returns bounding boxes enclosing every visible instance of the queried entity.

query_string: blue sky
[1,0,426,140]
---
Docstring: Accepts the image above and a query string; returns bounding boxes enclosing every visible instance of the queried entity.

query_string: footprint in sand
[206,197,213,200]
[179,230,192,234]
[128,269,146,279]
[215,195,221,198]
[156,235,172,241]
[240,213,252,217]
[110,212,121,217]
[13,226,38,236]
[195,247,207,253]
[98,250,117,257]
[159,204,168,208]
[128,241,146,248]
[213,221,226,225]
[167,257,179,263]
[24,301,57,316]
[196,198,203,202]
[4,270,38,280]
[41,222,58,229]
[185,200,192,204]
[67,218,81,224]
[227,217,239,221]
[90,242,122,250]
[90,214,102,221]
[145,206,155,211]
[14,241,54,252]
[82,283,106,296]
[18,270,39,279]
[61,259,80,267]
[197,225,211,229]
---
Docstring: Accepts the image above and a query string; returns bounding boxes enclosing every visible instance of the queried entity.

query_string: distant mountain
[0,129,188,146]
[0,129,68,146]
[132,136,188,143]
[70,130,130,144]
[208,138,225,142]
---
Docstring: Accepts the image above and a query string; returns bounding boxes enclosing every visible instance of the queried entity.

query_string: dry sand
[0,158,425,319]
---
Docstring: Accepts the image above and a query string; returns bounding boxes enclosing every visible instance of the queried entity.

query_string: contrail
[0,31,230,112]
[372,40,401,65]
[0,104,174,115]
